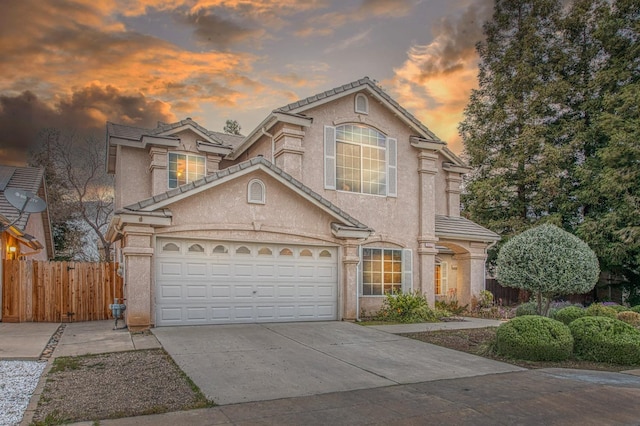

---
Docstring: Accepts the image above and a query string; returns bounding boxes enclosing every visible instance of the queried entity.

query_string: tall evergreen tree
[460,0,566,244]
[576,0,640,302]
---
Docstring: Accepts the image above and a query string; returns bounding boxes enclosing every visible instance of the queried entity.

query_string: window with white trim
[248,179,265,204]
[324,124,397,196]
[355,93,368,114]
[361,248,412,295]
[168,153,205,188]
[435,260,448,296]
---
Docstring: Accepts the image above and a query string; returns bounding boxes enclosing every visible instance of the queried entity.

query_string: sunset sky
[0,0,493,166]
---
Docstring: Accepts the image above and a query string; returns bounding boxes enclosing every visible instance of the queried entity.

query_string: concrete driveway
[153,321,523,405]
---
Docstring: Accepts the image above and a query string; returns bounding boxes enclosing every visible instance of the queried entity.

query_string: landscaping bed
[32,349,211,425]
[401,327,638,372]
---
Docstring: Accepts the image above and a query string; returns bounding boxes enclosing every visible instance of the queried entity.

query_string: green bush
[630,305,640,313]
[585,303,618,319]
[569,316,640,364]
[496,224,599,316]
[495,315,574,361]
[435,299,467,316]
[375,291,443,323]
[617,311,640,327]
[515,301,538,317]
[552,306,586,325]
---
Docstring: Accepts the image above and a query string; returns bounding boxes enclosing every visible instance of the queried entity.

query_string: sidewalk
[0,322,61,360]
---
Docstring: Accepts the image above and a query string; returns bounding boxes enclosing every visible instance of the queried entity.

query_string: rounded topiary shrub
[628,305,640,313]
[569,316,640,365]
[515,301,538,317]
[617,311,640,327]
[495,315,574,361]
[585,303,618,319]
[553,306,586,325]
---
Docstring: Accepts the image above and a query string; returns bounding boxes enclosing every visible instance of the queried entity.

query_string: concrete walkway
[0,322,60,360]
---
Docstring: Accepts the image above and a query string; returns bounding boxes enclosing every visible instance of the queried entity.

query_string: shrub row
[495,315,640,364]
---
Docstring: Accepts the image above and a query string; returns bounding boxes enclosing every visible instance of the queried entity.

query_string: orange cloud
[389,0,492,155]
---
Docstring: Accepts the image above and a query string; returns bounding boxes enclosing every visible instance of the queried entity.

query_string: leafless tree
[31,130,114,261]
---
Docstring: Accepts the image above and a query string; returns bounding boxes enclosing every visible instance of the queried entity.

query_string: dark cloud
[416,0,494,79]
[177,9,264,49]
[0,86,175,165]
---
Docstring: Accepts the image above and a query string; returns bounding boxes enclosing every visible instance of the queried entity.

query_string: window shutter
[402,248,413,292]
[387,138,397,197]
[357,245,362,298]
[324,125,336,190]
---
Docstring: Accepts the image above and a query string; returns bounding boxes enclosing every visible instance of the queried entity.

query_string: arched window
[324,124,396,196]
[188,243,204,253]
[355,93,369,114]
[248,179,265,204]
[213,245,228,254]
[258,247,273,256]
[162,242,180,252]
[319,250,332,258]
[300,249,313,257]
[236,246,251,255]
[279,248,293,256]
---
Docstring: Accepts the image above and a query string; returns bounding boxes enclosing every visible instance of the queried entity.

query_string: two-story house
[105,77,498,330]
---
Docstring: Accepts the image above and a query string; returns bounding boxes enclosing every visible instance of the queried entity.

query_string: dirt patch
[32,349,212,425]
[402,327,637,372]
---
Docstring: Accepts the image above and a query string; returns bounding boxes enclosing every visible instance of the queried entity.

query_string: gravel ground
[32,349,211,424]
[0,360,46,426]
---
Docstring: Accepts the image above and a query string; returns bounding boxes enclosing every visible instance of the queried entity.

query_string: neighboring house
[0,165,55,320]
[106,77,499,330]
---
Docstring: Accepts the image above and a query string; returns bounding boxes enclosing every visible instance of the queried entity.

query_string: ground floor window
[435,261,448,296]
[362,248,403,295]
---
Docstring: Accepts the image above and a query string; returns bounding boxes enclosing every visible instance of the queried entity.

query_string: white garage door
[155,239,338,326]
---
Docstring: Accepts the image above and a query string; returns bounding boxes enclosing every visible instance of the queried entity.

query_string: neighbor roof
[121,156,372,231]
[0,165,45,231]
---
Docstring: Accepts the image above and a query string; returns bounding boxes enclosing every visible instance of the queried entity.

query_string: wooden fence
[1,260,123,323]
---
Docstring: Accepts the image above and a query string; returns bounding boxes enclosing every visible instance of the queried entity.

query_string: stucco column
[273,125,305,181]
[454,252,488,306]
[417,150,439,306]
[148,147,168,197]
[445,172,462,217]
[341,240,360,320]
[206,154,222,174]
[121,225,154,331]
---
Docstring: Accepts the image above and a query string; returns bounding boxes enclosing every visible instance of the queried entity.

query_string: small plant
[570,316,640,364]
[515,301,538,317]
[495,315,574,362]
[629,305,640,313]
[552,306,586,325]
[375,290,442,323]
[616,311,640,327]
[478,290,494,308]
[49,357,81,374]
[435,299,467,316]
[585,303,618,319]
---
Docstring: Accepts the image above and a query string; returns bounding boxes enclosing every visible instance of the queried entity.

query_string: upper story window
[355,93,368,114]
[324,124,397,196]
[168,153,205,189]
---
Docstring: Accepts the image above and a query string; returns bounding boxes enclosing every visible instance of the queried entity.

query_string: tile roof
[275,77,443,143]
[0,165,45,231]
[123,156,371,231]
[107,119,240,148]
[435,215,500,242]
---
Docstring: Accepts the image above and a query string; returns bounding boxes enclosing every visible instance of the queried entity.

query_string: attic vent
[248,179,265,204]
[355,93,368,114]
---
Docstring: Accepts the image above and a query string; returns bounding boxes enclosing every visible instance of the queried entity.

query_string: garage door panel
[156,240,338,326]
[160,262,182,276]
[186,262,207,276]
[186,285,207,299]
